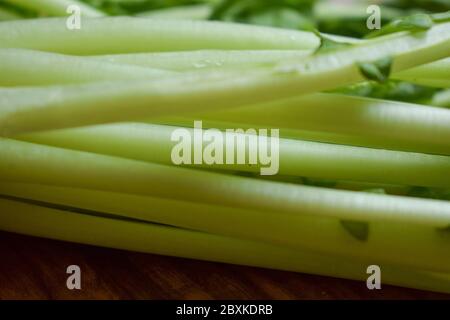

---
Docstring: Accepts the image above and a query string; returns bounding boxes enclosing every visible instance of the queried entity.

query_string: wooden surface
[0,231,448,300]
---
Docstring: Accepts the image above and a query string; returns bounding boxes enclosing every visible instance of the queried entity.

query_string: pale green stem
[155,93,450,155]
[393,57,450,87]
[1,138,450,273]
[394,58,450,83]
[88,50,313,71]
[0,197,449,293]
[0,182,448,273]
[90,49,449,88]
[0,48,174,86]
[1,22,449,136]
[432,89,450,108]
[0,17,320,54]
[18,122,450,188]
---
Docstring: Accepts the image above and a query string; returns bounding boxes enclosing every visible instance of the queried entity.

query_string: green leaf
[407,186,450,201]
[358,57,393,83]
[431,11,450,23]
[314,31,352,54]
[340,220,369,242]
[340,187,382,242]
[333,81,438,104]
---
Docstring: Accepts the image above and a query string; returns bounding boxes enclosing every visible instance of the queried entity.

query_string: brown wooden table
[0,231,448,300]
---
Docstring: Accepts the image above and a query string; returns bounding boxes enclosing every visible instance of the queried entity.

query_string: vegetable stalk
[1,139,449,272]
[0,17,320,54]
[0,48,173,86]
[18,122,450,187]
[1,21,449,135]
[0,197,449,293]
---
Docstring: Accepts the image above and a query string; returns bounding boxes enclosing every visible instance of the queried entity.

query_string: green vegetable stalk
[1,139,449,272]
[0,197,449,293]
[18,122,450,187]
[1,21,449,136]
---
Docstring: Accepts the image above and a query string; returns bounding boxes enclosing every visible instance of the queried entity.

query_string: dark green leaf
[407,186,450,201]
[333,81,439,104]
[340,220,369,242]
[431,11,450,23]
[358,57,393,83]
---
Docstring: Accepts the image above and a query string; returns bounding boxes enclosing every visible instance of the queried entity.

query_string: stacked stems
[0,9,449,293]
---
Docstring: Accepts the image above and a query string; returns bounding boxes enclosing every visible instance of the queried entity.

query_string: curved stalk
[1,21,449,135]
[0,182,448,274]
[393,57,450,88]
[1,138,450,273]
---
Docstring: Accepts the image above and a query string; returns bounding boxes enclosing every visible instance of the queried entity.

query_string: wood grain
[0,231,448,300]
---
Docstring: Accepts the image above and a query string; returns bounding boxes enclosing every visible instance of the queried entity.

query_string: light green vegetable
[0,182,448,273]
[0,197,449,293]
[156,93,450,155]
[393,58,450,87]
[88,49,313,71]
[18,122,450,187]
[0,6,449,294]
[314,1,404,22]
[1,21,449,136]
[0,48,173,86]
[0,17,320,54]
[432,89,450,108]
[1,138,450,273]
[2,138,449,227]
